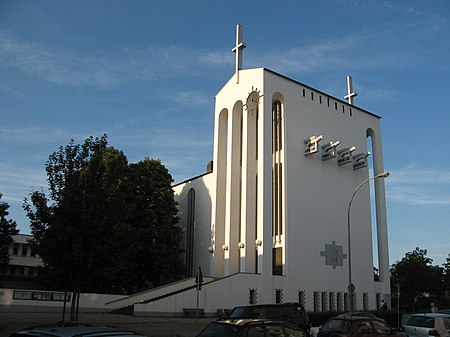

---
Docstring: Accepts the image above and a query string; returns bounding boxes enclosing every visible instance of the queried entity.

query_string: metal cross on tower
[344,75,358,105]
[232,24,246,84]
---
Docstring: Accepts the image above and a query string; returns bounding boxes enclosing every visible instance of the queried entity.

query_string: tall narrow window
[186,188,195,277]
[272,101,283,239]
[367,131,380,279]
[272,247,283,275]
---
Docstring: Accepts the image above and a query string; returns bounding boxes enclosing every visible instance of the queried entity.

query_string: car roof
[216,318,300,326]
[408,313,450,318]
[337,312,377,318]
[328,316,385,322]
[233,302,304,308]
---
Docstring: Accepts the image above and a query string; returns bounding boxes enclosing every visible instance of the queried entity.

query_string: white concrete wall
[173,173,214,276]
[263,69,389,309]
[134,273,263,316]
[0,288,125,313]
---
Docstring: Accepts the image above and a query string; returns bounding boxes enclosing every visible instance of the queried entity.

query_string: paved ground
[1,312,216,337]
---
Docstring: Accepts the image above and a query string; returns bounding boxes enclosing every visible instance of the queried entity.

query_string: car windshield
[197,322,240,337]
[405,316,435,328]
[229,307,258,319]
[321,319,352,333]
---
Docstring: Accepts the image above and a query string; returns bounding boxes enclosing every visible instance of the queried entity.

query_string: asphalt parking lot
[1,312,216,337]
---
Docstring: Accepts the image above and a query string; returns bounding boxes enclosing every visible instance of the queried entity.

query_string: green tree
[390,247,444,311]
[24,135,185,313]
[444,254,450,297]
[24,135,129,319]
[117,158,184,292]
[0,194,19,268]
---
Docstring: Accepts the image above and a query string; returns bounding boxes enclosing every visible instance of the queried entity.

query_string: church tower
[173,24,390,311]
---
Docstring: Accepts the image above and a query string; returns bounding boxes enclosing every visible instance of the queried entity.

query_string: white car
[403,313,450,337]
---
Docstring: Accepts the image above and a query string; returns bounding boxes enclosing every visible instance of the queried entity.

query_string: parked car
[318,316,401,337]
[227,303,309,331]
[196,319,308,337]
[402,313,450,337]
[338,312,380,319]
[9,323,146,337]
[337,312,386,323]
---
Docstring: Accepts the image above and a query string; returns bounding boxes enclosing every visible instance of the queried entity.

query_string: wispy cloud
[249,36,404,76]
[0,29,411,92]
[0,126,91,145]
[0,31,231,89]
[0,164,47,202]
[0,82,23,97]
[170,90,213,108]
[387,164,450,206]
[0,32,120,89]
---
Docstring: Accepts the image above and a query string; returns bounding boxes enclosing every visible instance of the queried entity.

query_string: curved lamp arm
[347,171,389,312]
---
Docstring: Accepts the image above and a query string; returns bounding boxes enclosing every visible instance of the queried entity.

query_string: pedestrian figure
[431,303,438,313]
[309,324,319,337]
[381,300,387,310]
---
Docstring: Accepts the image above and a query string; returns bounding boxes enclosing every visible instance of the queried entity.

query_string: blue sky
[1,0,449,267]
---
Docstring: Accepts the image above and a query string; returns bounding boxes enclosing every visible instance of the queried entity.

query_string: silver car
[403,313,450,337]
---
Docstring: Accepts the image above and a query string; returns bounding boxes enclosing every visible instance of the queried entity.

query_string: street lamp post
[347,171,389,313]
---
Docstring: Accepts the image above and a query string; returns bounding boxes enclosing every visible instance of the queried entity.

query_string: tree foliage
[390,247,446,311]
[444,254,450,295]
[0,194,19,268]
[23,135,184,299]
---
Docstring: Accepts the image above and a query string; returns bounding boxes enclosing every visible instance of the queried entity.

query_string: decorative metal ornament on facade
[304,134,370,170]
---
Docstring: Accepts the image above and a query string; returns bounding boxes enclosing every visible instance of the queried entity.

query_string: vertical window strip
[272,101,283,240]
[186,188,196,277]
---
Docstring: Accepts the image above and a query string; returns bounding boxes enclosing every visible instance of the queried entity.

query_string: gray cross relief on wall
[320,241,347,269]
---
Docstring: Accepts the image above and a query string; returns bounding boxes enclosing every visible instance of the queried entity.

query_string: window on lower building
[329,292,336,311]
[275,289,283,304]
[313,291,320,312]
[337,292,344,312]
[298,291,305,308]
[363,293,369,310]
[249,289,257,304]
[376,293,382,310]
[321,291,328,311]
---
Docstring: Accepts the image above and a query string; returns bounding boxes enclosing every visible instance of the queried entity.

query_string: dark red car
[318,316,401,337]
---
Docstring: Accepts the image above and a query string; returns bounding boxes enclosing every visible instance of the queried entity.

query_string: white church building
[134,25,390,316]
